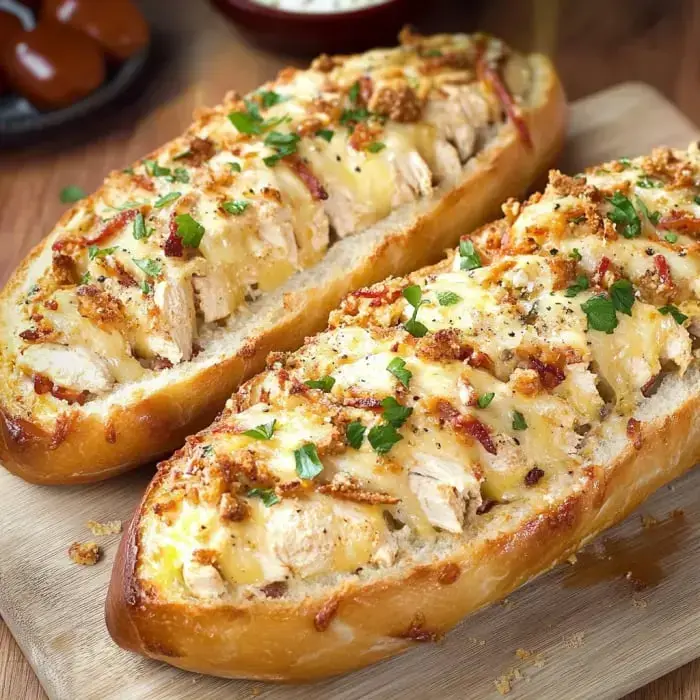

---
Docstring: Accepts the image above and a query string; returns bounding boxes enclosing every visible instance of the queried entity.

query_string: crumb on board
[567,554,578,565]
[640,514,659,529]
[68,541,101,566]
[468,636,486,646]
[499,597,517,609]
[516,648,545,668]
[86,519,123,536]
[564,632,585,649]
[632,598,648,609]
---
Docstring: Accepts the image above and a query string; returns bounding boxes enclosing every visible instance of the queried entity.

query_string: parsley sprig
[402,285,428,337]
[459,239,482,270]
[606,192,641,239]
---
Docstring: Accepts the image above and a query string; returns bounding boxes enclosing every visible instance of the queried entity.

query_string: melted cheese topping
[138,144,700,603]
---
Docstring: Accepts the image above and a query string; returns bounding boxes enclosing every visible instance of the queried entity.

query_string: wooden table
[2,1,700,697]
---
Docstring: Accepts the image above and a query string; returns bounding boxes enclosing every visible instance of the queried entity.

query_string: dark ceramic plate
[210,0,418,55]
[0,43,150,148]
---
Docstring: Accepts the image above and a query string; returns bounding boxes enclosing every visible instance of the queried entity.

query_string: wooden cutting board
[1,82,699,700]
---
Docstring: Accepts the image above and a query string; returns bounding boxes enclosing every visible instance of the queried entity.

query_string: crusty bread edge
[0,55,566,485]
[105,379,700,681]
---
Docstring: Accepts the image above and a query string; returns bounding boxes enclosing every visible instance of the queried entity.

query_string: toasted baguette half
[107,144,700,680]
[0,31,564,485]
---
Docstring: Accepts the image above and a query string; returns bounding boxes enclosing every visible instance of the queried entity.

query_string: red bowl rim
[212,0,405,24]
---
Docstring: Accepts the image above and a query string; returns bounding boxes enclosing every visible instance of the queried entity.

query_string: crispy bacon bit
[260,581,288,599]
[476,499,497,515]
[437,562,461,585]
[20,328,41,342]
[654,254,672,286]
[285,155,328,200]
[44,299,58,310]
[549,256,577,291]
[33,374,53,395]
[594,256,611,286]
[164,217,184,257]
[131,173,156,193]
[180,136,215,166]
[416,328,473,362]
[524,467,545,486]
[476,50,532,149]
[85,208,138,247]
[152,356,174,371]
[641,373,661,398]
[510,368,541,397]
[626,418,643,450]
[348,121,382,151]
[342,396,384,411]
[396,613,439,642]
[51,385,89,405]
[314,598,339,632]
[51,252,78,284]
[351,286,402,305]
[468,350,494,372]
[437,400,497,455]
[369,84,422,122]
[657,211,700,233]
[529,357,565,390]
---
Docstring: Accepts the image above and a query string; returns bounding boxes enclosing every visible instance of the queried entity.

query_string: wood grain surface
[2,1,700,698]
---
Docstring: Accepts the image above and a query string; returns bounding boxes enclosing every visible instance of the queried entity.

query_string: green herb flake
[423,48,443,57]
[228,110,263,135]
[618,157,632,168]
[243,419,276,440]
[154,192,181,209]
[247,487,280,507]
[346,421,366,450]
[263,130,301,167]
[459,239,482,271]
[230,162,242,173]
[386,357,412,387]
[512,410,528,431]
[132,257,161,277]
[570,215,586,225]
[132,213,148,240]
[367,423,403,455]
[222,200,250,215]
[664,232,679,243]
[381,396,413,428]
[79,271,91,285]
[606,192,642,239]
[564,275,590,298]
[581,295,618,334]
[294,443,323,480]
[436,290,462,306]
[637,175,662,189]
[88,245,117,260]
[340,107,370,126]
[60,185,86,204]
[316,129,334,142]
[172,150,191,161]
[140,279,152,295]
[402,285,428,338]
[659,304,688,325]
[367,141,386,153]
[635,196,660,226]
[259,90,286,108]
[695,195,700,206]
[570,248,583,262]
[477,392,495,409]
[348,81,360,104]
[172,167,189,184]
[609,279,635,316]
[304,376,336,392]
[175,214,205,247]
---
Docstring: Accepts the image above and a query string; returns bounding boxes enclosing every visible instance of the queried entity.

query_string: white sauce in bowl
[249,0,394,14]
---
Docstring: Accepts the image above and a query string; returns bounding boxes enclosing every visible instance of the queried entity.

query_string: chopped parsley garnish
[512,411,528,431]
[695,195,700,206]
[368,423,403,455]
[141,279,152,295]
[387,357,412,387]
[459,239,482,270]
[659,304,688,325]
[316,129,334,142]
[348,81,361,104]
[581,295,618,334]
[173,150,191,160]
[367,141,386,153]
[294,443,323,480]
[564,275,590,298]
[381,397,413,428]
[132,257,161,277]
[174,214,205,247]
[477,392,495,409]
[637,175,662,188]
[79,271,91,285]
[154,192,181,208]
[243,419,276,440]
[172,167,189,184]
[60,185,86,204]
[618,157,632,168]
[259,90,286,108]
[88,245,117,260]
[402,285,428,337]
[609,278,635,316]
[201,444,214,456]
[247,488,280,507]
[122,167,134,175]
[635,196,660,226]
[346,421,366,449]
[570,248,583,262]
[222,200,250,215]
[145,160,171,178]
[132,212,148,240]
[423,48,443,57]
[437,290,462,306]
[570,215,586,225]
[263,130,300,167]
[304,376,335,392]
[665,232,679,243]
[340,107,370,126]
[228,110,263,135]
[606,192,641,238]
[230,162,242,173]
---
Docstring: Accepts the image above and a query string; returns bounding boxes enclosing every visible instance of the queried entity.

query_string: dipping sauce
[249,0,394,13]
